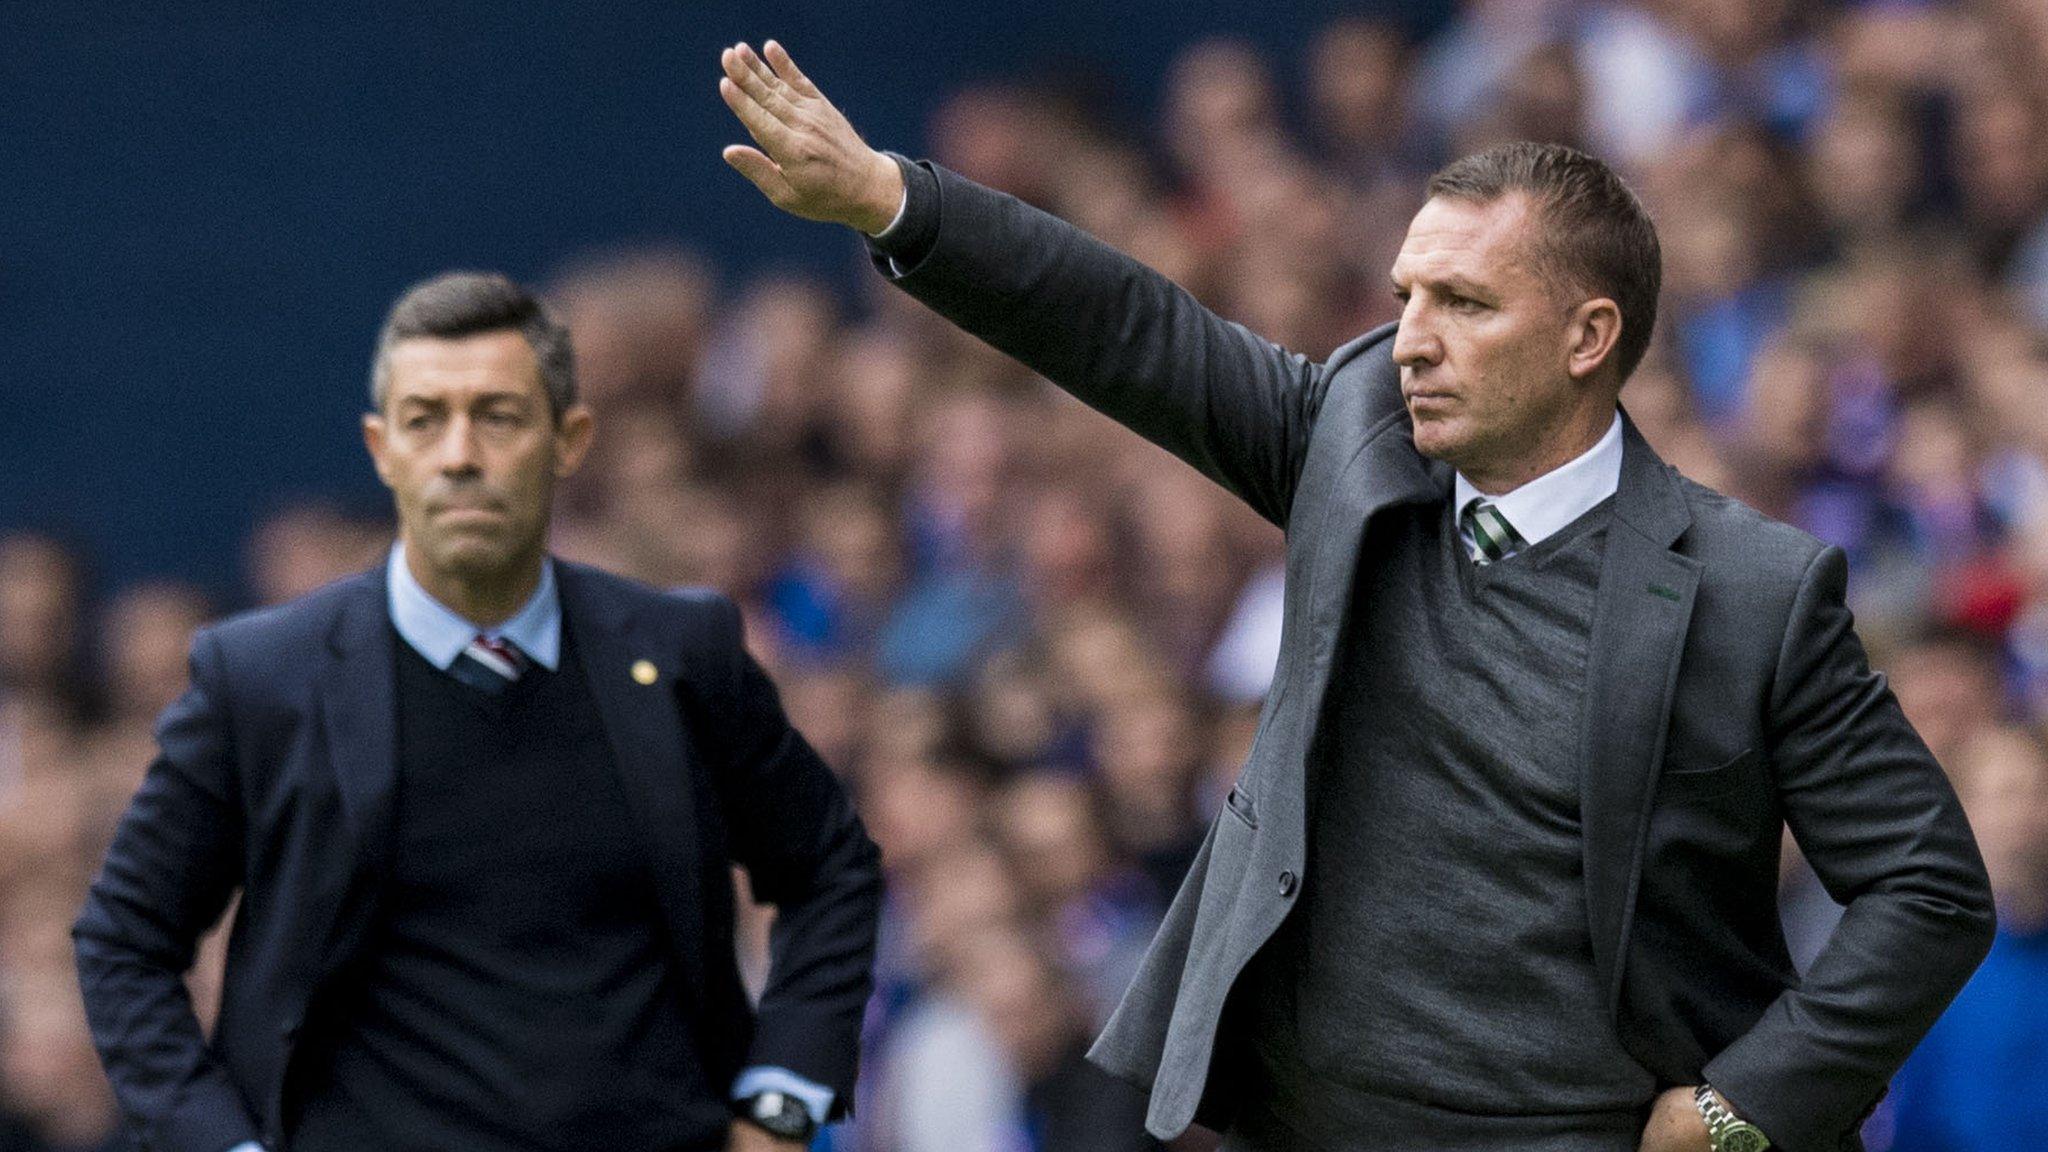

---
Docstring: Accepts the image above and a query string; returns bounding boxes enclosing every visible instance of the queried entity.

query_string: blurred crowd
[7,0,2048,1148]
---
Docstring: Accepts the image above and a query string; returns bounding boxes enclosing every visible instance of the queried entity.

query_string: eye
[404,413,439,432]
[1448,295,1486,312]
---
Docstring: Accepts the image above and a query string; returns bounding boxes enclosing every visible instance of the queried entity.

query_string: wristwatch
[736,1089,820,1143]
[1694,1084,1771,1152]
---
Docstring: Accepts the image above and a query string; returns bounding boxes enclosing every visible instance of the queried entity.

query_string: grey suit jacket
[868,155,1995,1152]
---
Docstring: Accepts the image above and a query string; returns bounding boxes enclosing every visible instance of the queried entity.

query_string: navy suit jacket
[73,561,883,1152]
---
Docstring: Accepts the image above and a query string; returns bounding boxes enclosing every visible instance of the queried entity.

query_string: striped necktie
[1460,497,1528,565]
[448,633,528,695]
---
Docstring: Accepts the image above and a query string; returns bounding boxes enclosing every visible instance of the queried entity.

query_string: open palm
[717,40,903,235]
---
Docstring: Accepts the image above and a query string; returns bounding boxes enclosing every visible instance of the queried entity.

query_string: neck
[1460,403,1616,496]
[402,538,544,628]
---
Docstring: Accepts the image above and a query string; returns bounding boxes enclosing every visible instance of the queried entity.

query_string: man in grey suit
[714,40,1996,1152]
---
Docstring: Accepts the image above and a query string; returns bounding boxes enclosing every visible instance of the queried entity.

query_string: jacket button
[1277,870,1297,897]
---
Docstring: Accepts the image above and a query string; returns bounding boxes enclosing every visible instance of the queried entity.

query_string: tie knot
[1460,498,1527,565]
[467,633,528,679]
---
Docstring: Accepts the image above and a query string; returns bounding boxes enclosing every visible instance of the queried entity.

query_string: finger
[731,42,802,120]
[723,144,796,203]
[763,40,822,98]
[720,45,796,124]
[725,146,803,212]
[734,42,789,96]
[718,75,796,154]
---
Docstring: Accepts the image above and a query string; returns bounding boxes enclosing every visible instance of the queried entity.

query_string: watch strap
[1694,1084,1771,1152]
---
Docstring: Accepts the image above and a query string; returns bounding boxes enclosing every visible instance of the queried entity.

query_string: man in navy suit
[73,272,883,1152]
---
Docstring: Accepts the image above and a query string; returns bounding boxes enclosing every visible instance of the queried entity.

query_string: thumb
[723,145,796,204]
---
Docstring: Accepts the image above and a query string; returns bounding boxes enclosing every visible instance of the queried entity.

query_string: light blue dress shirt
[387,541,563,672]
[220,547,831,1152]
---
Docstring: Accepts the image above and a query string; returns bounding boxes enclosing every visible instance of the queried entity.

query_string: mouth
[431,502,508,523]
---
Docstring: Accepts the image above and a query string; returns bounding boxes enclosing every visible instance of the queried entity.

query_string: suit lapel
[1278,409,1451,842]
[557,566,706,992]
[1578,410,1701,1013]
[319,570,400,895]
[1303,416,1453,650]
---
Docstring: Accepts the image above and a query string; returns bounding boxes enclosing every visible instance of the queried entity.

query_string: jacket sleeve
[1702,545,1997,1152]
[73,628,261,1152]
[868,153,1330,529]
[699,596,882,1115]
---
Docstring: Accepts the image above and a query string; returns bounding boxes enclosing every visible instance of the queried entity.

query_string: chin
[424,535,519,580]
[1408,418,1468,463]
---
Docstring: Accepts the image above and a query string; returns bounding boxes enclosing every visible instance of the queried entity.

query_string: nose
[1391,301,1441,371]
[435,414,484,477]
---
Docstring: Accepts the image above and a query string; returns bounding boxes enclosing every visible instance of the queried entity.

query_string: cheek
[1469,327,1550,411]
[503,445,558,505]
[385,457,430,501]
[1460,338,1517,408]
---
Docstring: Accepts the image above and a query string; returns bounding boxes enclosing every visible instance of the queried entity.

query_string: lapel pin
[1647,583,1682,602]
[631,659,659,685]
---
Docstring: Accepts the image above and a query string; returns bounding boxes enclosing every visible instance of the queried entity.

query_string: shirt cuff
[863,152,941,277]
[867,184,910,240]
[732,1065,836,1126]
[224,1144,268,1152]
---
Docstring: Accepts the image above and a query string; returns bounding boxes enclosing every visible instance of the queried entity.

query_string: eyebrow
[394,390,533,409]
[1390,274,1494,298]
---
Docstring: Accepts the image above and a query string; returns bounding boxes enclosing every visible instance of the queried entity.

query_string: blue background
[3,1,1448,601]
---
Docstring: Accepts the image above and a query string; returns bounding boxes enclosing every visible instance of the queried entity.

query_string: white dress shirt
[1452,410,1624,552]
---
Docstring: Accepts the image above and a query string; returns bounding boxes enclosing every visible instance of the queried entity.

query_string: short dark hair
[369,271,576,419]
[1426,141,1661,386]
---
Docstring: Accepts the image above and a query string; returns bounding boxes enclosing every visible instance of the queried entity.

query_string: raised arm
[717,40,1330,527]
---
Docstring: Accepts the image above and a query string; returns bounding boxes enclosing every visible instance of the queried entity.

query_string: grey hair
[368,271,577,419]
[1426,141,1662,387]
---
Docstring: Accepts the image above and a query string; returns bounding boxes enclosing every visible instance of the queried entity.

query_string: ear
[1565,297,1623,383]
[552,404,596,478]
[362,412,395,488]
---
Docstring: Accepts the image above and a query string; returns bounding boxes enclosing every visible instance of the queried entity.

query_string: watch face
[1722,1125,1770,1152]
[750,1093,815,1140]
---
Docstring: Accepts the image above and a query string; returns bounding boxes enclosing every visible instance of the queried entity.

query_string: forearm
[717,40,1324,523]
[75,932,261,1151]
[1702,881,1993,1152]
[73,631,261,1150]
[744,790,883,1102]
[1704,545,1997,1152]
[867,154,1323,526]
[700,594,883,1103]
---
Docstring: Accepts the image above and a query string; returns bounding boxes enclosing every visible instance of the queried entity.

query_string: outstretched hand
[718,40,906,235]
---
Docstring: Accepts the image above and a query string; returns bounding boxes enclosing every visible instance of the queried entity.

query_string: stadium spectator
[1873,725,2048,1150]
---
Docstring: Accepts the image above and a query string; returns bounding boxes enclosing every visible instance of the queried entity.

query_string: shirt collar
[1452,410,1624,547]
[386,543,562,671]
